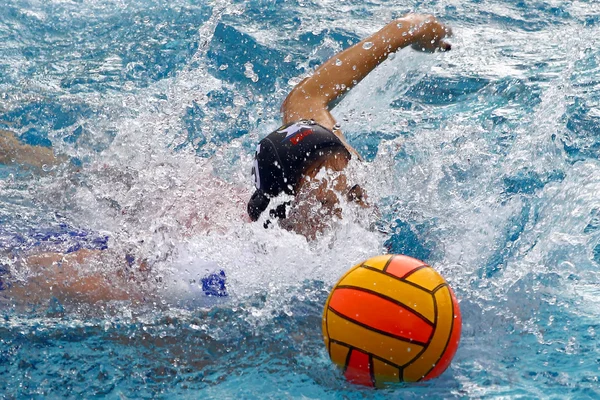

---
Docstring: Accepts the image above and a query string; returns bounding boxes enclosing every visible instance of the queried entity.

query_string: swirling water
[1,0,600,398]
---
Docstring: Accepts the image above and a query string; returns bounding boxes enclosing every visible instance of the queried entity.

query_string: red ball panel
[385,255,428,279]
[329,287,434,345]
[344,349,373,387]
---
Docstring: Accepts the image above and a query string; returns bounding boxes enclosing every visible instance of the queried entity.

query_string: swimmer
[247,14,451,239]
[0,14,451,303]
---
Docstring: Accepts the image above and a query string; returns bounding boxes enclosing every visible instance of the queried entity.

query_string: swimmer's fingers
[435,24,453,52]
[439,39,452,52]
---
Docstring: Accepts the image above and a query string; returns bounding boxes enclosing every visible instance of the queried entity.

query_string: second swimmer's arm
[281,14,451,156]
[0,129,67,170]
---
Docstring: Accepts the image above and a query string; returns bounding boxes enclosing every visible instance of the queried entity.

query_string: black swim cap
[247,121,349,221]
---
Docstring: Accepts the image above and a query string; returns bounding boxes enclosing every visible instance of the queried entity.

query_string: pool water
[1,0,600,398]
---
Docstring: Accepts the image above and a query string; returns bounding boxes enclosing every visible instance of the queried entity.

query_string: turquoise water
[1,0,600,397]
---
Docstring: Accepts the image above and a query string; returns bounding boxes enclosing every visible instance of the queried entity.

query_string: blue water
[1,0,600,398]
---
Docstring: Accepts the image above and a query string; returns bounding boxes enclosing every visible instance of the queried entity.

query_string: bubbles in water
[287,76,302,87]
[244,62,259,82]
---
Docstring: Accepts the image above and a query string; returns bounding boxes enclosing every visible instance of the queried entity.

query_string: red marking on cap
[290,129,314,145]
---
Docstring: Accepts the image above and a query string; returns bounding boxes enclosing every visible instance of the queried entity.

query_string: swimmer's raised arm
[281,14,451,157]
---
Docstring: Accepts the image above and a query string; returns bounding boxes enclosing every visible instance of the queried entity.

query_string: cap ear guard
[253,139,287,196]
[247,189,270,221]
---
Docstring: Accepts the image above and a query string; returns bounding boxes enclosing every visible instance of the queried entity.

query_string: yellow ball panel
[325,308,423,366]
[328,341,351,368]
[372,358,400,387]
[361,254,394,271]
[337,267,436,323]
[402,286,453,382]
[405,266,446,291]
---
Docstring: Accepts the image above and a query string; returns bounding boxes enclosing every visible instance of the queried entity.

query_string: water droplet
[397,22,403,28]
[402,31,408,37]
[362,41,374,50]
[388,52,396,60]
[407,347,411,352]
[308,119,316,125]
[335,58,342,66]
[333,123,341,131]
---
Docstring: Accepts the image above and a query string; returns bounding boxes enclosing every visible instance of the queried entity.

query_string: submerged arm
[281,14,451,157]
[8,250,148,304]
[0,129,66,169]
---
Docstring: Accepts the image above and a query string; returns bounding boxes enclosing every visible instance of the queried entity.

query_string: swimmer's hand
[399,14,452,53]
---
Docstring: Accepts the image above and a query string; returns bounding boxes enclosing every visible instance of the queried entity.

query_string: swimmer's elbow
[281,80,328,124]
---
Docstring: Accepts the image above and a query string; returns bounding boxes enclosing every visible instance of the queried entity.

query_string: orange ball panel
[384,254,427,279]
[336,266,436,323]
[329,288,433,344]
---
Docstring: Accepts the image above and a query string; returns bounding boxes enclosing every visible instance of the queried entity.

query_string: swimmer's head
[247,122,351,221]
[248,149,351,221]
